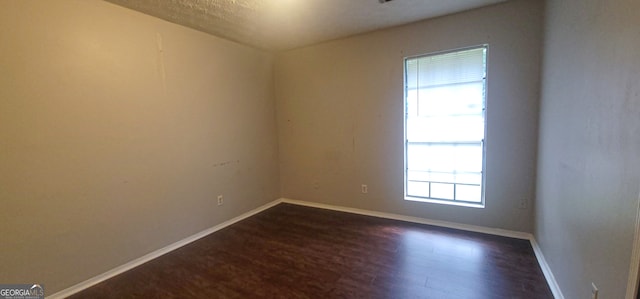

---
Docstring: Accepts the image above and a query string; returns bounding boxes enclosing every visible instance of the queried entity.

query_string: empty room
[1,0,639,298]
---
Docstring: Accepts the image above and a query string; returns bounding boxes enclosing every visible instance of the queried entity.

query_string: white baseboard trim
[280,198,565,299]
[47,199,282,299]
[530,238,565,299]
[625,191,640,299]
[280,198,531,239]
[48,197,565,299]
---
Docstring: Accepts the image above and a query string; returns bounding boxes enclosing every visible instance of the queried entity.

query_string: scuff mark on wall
[212,160,240,167]
[156,33,167,94]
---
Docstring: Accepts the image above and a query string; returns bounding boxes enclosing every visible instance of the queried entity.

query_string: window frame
[402,45,488,208]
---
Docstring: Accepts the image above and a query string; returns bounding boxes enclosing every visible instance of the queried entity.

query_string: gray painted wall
[275,0,543,233]
[7,0,639,297]
[0,0,279,293]
[535,0,640,298]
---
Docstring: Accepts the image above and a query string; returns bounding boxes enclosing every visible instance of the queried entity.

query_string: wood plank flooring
[69,203,553,298]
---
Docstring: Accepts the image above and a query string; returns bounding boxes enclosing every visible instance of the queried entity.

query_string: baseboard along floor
[59,201,554,299]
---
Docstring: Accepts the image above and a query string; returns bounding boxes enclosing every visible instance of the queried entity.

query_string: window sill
[404,196,485,209]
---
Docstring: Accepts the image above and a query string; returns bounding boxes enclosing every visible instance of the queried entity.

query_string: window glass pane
[406,144,431,171]
[406,90,418,117]
[407,116,484,142]
[417,82,484,117]
[406,60,418,89]
[415,48,485,87]
[455,185,481,202]
[407,143,483,173]
[404,46,486,206]
[430,145,453,172]
[429,172,455,184]
[455,173,481,185]
[407,181,429,198]
[431,183,454,200]
[453,144,483,173]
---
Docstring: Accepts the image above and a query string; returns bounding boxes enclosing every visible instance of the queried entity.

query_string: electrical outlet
[361,184,368,194]
[217,195,224,206]
[591,283,598,299]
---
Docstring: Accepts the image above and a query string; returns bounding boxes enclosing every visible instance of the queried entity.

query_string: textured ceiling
[104,0,507,51]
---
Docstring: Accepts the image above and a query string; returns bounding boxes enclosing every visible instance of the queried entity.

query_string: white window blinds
[404,46,487,206]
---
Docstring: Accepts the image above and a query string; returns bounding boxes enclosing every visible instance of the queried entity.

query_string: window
[404,46,487,207]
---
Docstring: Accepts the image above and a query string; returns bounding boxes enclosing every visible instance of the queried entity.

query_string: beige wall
[11,0,637,297]
[0,0,279,293]
[275,0,543,232]
[535,0,640,298]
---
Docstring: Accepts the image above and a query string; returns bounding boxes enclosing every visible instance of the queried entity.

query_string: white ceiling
[104,0,507,51]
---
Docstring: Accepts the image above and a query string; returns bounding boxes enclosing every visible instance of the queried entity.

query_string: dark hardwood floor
[69,203,553,298]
